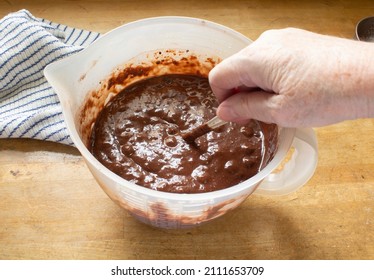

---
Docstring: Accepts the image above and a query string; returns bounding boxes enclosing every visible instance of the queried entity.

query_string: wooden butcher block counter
[0,0,373,260]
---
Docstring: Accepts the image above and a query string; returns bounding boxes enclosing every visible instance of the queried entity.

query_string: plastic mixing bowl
[44,17,318,229]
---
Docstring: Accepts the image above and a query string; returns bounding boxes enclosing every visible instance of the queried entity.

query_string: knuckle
[267,96,293,126]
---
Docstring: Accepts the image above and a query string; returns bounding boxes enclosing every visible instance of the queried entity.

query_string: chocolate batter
[90,74,270,194]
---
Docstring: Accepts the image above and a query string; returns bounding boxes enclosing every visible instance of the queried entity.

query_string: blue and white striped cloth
[0,10,100,146]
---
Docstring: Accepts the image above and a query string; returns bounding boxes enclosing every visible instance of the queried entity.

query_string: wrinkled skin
[209,28,374,127]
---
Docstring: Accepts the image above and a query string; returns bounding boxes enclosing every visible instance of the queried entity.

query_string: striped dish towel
[0,10,100,146]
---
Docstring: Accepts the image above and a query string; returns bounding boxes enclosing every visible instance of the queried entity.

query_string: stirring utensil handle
[206,116,228,130]
[181,116,228,143]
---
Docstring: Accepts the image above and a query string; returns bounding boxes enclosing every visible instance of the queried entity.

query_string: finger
[216,90,279,124]
[209,52,258,103]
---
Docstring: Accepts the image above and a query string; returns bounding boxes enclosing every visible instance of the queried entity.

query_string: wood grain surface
[0,0,373,260]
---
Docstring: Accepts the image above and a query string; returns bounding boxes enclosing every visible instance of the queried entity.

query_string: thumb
[216,90,278,124]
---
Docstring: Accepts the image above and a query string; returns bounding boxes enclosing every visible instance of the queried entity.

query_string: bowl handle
[254,128,318,195]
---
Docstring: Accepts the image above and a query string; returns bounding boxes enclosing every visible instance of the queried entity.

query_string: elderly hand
[209,28,374,127]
